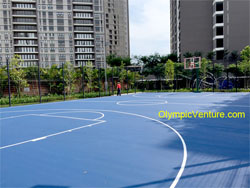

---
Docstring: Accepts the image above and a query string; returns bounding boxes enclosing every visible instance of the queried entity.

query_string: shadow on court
[123,94,250,188]
[163,94,249,160]
[122,162,250,188]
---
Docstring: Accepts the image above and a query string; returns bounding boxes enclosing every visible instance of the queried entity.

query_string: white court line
[0,111,105,121]
[80,100,118,103]
[132,94,164,99]
[158,93,214,98]
[117,100,168,106]
[0,114,34,120]
[0,120,105,150]
[44,110,105,121]
[0,108,187,188]
[92,109,187,188]
[133,93,198,99]
[203,93,214,97]
[32,113,101,122]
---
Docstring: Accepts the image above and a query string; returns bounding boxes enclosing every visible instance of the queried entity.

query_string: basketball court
[1,92,249,188]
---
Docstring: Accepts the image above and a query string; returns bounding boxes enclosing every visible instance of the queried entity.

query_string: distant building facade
[170,0,250,60]
[0,0,130,68]
[104,0,130,57]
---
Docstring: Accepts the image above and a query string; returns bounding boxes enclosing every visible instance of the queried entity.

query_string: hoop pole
[236,61,238,92]
[196,68,199,92]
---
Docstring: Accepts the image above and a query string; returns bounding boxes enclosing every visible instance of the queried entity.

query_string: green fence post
[62,63,66,101]
[6,58,11,107]
[82,65,85,98]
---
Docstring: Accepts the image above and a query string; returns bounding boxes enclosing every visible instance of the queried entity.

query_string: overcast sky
[129,0,170,56]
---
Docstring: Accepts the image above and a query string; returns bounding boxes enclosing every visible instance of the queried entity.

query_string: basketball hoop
[183,56,201,93]
[184,57,201,70]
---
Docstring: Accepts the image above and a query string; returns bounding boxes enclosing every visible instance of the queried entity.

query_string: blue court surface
[0,92,249,188]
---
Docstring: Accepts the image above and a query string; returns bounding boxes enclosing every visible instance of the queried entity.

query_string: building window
[216,3,223,11]
[216,27,223,35]
[216,51,224,60]
[216,39,223,48]
[216,15,223,23]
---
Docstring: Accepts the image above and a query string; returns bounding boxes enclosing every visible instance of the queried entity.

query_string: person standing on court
[117,82,121,96]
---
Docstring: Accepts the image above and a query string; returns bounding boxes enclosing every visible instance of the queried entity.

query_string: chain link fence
[0,60,249,107]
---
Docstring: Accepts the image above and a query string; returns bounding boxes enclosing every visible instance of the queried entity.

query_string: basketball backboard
[184,57,201,70]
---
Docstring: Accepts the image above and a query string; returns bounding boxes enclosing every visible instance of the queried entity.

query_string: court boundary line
[0,108,187,188]
[132,93,215,99]
[167,102,249,108]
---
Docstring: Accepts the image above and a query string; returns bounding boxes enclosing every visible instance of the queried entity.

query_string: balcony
[15,51,38,54]
[213,35,224,40]
[213,47,224,52]
[14,43,38,46]
[12,10,37,17]
[13,33,37,38]
[12,4,36,10]
[213,0,224,5]
[213,11,223,17]
[73,0,93,5]
[74,20,93,25]
[12,0,36,3]
[73,13,93,19]
[75,44,94,47]
[213,23,224,29]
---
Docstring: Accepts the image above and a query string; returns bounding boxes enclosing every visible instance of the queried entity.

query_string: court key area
[0,92,249,188]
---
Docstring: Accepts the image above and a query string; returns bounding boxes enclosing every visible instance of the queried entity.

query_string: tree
[194,51,203,57]
[165,59,175,89]
[223,50,230,62]
[229,51,239,63]
[201,58,209,78]
[85,61,94,92]
[0,66,8,97]
[167,53,178,62]
[43,64,61,94]
[139,53,167,79]
[62,61,77,95]
[239,46,250,88]
[119,62,127,89]
[9,55,29,97]
[227,64,241,76]
[24,67,38,80]
[206,51,215,61]
[183,52,193,58]
[106,54,131,67]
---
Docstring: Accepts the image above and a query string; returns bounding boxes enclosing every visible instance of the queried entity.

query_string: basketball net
[189,62,195,69]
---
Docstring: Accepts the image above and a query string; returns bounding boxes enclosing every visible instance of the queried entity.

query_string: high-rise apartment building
[170,0,250,61]
[104,0,130,57]
[0,0,130,68]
